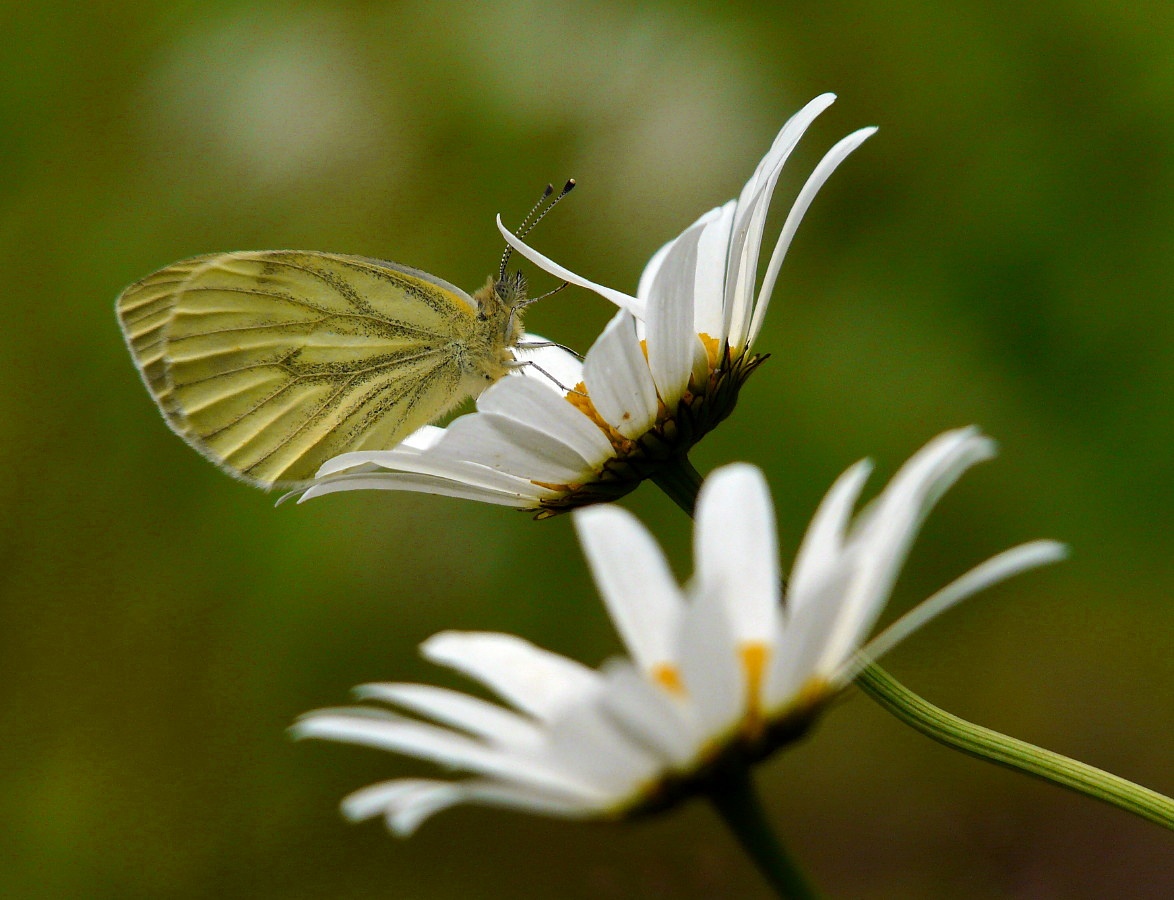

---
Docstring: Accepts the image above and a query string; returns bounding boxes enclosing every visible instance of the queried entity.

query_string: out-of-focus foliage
[1,2,1170,897]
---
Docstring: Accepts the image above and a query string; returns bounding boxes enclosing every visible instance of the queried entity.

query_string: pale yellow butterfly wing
[117,250,486,487]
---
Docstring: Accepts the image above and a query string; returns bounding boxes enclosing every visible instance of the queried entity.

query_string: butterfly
[116,182,574,488]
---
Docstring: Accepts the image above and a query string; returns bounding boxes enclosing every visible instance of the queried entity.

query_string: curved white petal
[692,201,736,340]
[574,504,686,673]
[342,778,598,836]
[476,376,614,465]
[677,584,744,738]
[451,778,607,819]
[598,661,700,767]
[383,782,468,835]
[543,698,662,797]
[749,126,877,347]
[646,218,707,407]
[725,93,837,346]
[354,683,545,748]
[342,778,450,822]
[292,713,596,798]
[314,426,447,476]
[582,310,658,438]
[842,540,1070,683]
[429,411,598,483]
[763,558,859,708]
[813,428,998,674]
[497,215,645,317]
[295,471,545,506]
[421,631,602,721]
[637,237,675,302]
[310,442,559,496]
[694,464,781,644]
[786,459,874,614]
[416,779,602,827]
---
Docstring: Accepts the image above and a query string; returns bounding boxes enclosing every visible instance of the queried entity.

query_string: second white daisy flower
[293,428,1066,834]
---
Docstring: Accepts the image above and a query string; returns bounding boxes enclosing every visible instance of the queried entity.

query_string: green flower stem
[707,760,820,899]
[856,665,1174,828]
[650,452,705,515]
[655,454,1174,831]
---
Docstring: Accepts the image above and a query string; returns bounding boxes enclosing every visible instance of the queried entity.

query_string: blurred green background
[2,1,1171,897]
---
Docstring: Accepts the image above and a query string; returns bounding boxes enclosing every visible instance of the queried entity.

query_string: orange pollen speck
[652,663,685,696]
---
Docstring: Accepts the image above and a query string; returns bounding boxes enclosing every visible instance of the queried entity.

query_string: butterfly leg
[507,359,586,396]
[516,339,585,362]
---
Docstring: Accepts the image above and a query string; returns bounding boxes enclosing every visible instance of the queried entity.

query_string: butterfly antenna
[519,179,576,239]
[498,184,553,281]
[498,179,576,281]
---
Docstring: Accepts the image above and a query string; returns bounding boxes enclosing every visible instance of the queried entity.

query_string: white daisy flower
[295,94,876,516]
[292,428,1066,834]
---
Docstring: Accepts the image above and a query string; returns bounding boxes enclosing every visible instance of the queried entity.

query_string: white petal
[842,540,1070,683]
[646,217,706,407]
[543,697,662,798]
[430,410,598,483]
[574,504,685,673]
[292,712,595,798]
[694,464,781,644]
[296,470,544,506]
[497,215,645,317]
[813,428,997,674]
[582,310,659,438]
[444,779,602,831]
[476,376,614,464]
[312,437,562,496]
[725,94,837,346]
[676,584,744,739]
[451,778,605,819]
[342,779,467,835]
[859,428,995,545]
[345,778,597,836]
[316,451,415,477]
[421,631,603,721]
[692,201,736,340]
[599,661,699,768]
[764,556,860,709]
[786,459,874,615]
[636,237,675,302]
[315,426,447,475]
[311,428,445,477]
[749,126,877,348]
[342,778,447,822]
[354,683,545,748]
[384,782,468,835]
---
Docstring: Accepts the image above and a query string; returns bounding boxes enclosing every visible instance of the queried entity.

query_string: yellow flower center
[740,641,769,739]
[698,332,721,369]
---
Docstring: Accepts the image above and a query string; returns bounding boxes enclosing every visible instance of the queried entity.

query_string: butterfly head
[484,179,576,347]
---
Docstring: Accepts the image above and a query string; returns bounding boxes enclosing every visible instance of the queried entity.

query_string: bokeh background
[3,2,1171,897]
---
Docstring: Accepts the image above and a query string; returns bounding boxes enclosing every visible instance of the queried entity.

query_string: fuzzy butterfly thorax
[465,272,528,383]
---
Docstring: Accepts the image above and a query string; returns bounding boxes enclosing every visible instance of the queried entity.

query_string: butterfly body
[117,250,528,488]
